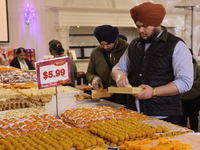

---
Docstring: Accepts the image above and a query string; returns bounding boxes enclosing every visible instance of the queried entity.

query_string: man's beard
[140,28,159,43]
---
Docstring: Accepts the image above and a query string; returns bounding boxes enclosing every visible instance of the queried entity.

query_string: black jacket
[127,26,182,116]
[10,57,35,70]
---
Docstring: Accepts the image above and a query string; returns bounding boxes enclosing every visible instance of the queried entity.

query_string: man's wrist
[152,88,157,98]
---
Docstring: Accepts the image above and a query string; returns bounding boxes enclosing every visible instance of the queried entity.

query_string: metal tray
[77,99,125,108]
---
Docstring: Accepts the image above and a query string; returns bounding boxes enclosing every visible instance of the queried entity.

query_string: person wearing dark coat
[10,47,35,70]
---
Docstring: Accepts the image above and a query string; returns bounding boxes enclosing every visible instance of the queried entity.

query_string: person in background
[86,25,129,105]
[48,40,77,87]
[112,2,193,125]
[180,49,200,132]
[10,47,35,70]
[118,34,127,42]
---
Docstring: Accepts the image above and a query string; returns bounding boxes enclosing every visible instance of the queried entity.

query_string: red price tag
[43,69,66,80]
[36,57,71,89]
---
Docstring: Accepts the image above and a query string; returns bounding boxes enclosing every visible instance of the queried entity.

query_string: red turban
[130,2,166,27]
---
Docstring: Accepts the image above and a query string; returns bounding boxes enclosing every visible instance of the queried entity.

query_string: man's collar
[155,26,168,43]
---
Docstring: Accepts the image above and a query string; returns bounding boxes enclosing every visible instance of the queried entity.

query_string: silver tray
[77,99,125,108]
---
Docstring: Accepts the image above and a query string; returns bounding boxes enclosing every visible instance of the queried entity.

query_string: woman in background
[10,47,35,70]
[48,40,77,87]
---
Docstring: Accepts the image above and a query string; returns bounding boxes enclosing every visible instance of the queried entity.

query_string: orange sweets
[90,115,97,121]
[106,113,113,119]
[99,120,104,123]
[2,123,9,129]
[104,119,110,122]
[36,124,43,130]
[18,122,25,127]
[61,124,67,129]
[24,120,32,124]
[114,114,122,120]
[42,122,49,129]
[49,121,57,128]
[27,130,33,135]
[4,134,13,138]
[83,122,89,127]
[20,131,27,136]
[21,125,29,131]
[56,120,63,126]
[76,123,84,129]
[119,138,191,150]
[55,126,61,130]
[43,118,50,122]
[29,124,37,131]
[6,127,13,132]
[61,106,151,128]
[10,123,19,130]
[10,131,19,137]
[34,130,40,133]
[48,127,54,131]
[75,118,83,124]
[40,128,47,132]
[89,121,95,125]
[0,129,8,134]
[84,117,91,123]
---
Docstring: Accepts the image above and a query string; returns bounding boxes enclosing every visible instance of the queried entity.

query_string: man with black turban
[86,25,129,105]
[112,2,193,125]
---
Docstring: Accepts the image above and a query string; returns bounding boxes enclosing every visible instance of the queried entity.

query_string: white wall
[5,0,200,70]
[7,0,47,61]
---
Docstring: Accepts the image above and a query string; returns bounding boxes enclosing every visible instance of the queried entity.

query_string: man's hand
[92,77,103,91]
[112,69,129,87]
[132,84,153,99]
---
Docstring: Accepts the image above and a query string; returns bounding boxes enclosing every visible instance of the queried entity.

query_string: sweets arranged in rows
[0,70,37,84]
[60,107,192,141]
[0,127,105,150]
[0,105,195,150]
[0,97,32,111]
[0,81,38,90]
[119,137,192,150]
[0,107,43,119]
[0,85,81,107]
[17,86,81,106]
[0,113,69,138]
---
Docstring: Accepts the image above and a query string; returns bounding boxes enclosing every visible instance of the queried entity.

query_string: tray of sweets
[0,97,33,111]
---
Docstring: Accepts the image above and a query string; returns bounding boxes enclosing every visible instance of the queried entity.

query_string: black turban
[94,25,119,43]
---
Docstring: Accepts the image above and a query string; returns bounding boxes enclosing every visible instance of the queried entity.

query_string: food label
[36,56,71,89]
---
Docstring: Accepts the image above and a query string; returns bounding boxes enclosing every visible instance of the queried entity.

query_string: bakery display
[0,107,44,119]
[0,89,22,99]
[119,137,192,150]
[0,97,32,111]
[0,70,37,84]
[0,66,197,150]
[0,81,38,90]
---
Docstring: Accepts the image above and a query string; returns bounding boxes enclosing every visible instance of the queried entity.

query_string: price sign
[36,56,71,89]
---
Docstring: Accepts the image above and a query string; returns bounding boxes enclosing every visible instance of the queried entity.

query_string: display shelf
[70,46,96,59]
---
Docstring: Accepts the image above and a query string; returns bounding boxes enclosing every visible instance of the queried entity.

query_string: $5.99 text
[43,69,65,80]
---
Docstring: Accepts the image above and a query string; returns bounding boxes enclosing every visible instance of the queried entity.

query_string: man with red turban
[86,25,129,105]
[112,2,193,125]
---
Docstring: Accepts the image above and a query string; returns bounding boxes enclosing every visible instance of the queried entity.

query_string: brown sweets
[0,97,32,111]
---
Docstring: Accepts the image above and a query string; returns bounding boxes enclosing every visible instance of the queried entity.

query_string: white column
[55,26,70,55]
